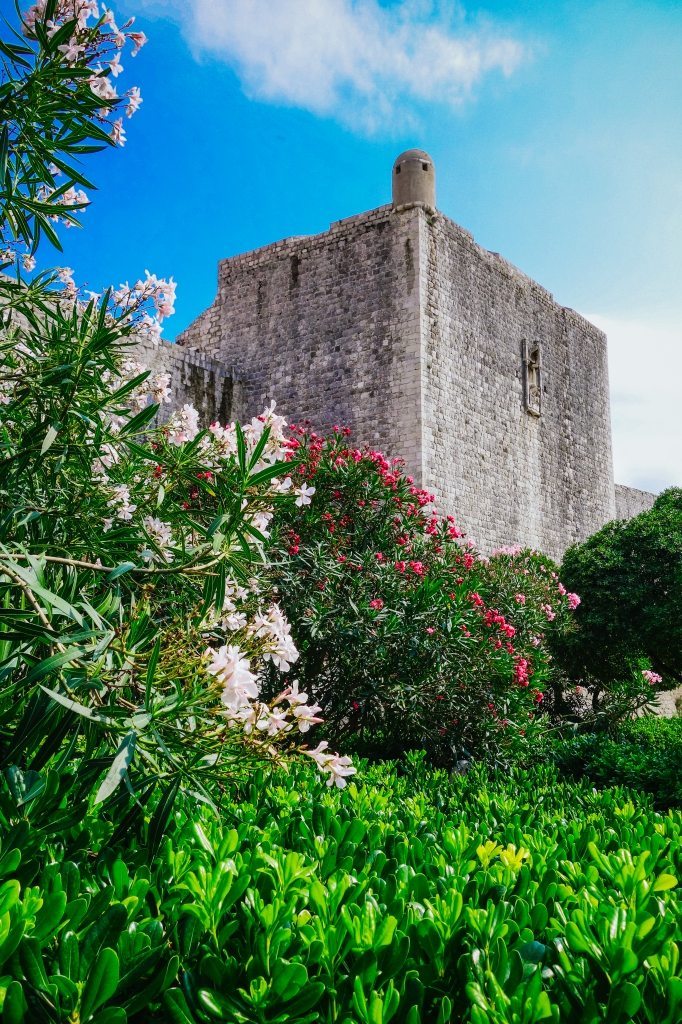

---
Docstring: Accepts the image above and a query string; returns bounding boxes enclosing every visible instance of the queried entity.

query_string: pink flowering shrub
[476,548,585,717]
[267,427,581,765]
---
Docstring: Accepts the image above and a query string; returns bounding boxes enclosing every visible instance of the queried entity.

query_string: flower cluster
[22,1,147,144]
[140,516,174,563]
[303,741,357,788]
[110,271,177,342]
[204,633,351,787]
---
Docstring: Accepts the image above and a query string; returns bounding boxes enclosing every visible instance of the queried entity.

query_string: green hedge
[550,717,682,808]
[1,759,680,1023]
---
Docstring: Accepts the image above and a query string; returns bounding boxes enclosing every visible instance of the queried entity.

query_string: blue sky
[39,0,682,491]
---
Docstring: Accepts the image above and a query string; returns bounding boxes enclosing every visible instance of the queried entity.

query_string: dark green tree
[559,488,682,694]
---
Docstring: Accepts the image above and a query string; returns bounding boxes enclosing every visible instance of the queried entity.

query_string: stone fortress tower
[142,150,656,561]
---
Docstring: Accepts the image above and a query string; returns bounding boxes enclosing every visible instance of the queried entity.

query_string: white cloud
[587,313,682,494]
[141,0,527,133]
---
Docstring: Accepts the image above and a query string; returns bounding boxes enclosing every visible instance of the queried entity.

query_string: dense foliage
[559,489,682,700]
[1,758,681,1023]
[0,0,351,842]
[550,717,682,809]
[269,426,581,764]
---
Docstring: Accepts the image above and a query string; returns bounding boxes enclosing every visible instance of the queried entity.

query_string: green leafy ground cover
[1,759,680,1023]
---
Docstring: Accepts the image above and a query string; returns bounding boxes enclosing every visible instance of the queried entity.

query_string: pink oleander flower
[58,37,85,62]
[110,117,126,147]
[369,598,384,610]
[642,669,662,685]
[303,742,357,788]
[491,544,522,556]
[105,483,136,523]
[566,592,581,610]
[129,30,148,55]
[140,515,174,563]
[324,752,357,788]
[125,85,142,117]
[303,740,331,770]
[206,644,259,711]
[282,680,308,705]
[255,705,292,737]
[294,483,316,506]
[108,53,124,77]
[166,403,200,445]
[514,657,531,687]
[292,701,324,733]
[514,593,526,605]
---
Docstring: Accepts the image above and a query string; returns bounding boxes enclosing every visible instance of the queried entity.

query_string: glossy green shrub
[551,717,682,808]
[0,852,177,1023]
[1,760,680,1022]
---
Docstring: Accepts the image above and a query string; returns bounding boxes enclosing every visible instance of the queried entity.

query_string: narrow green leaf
[106,562,137,581]
[94,732,136,805]
[147,777,181,860]
[1,559,83,625]
[0,126,8,183]
[145,638,161,710]
[40,425,59,455]
[39,685,112,724]
[118,402,159,437]
[24,647,82,685]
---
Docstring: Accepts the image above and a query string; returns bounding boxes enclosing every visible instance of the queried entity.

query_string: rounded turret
[392,149,436,209]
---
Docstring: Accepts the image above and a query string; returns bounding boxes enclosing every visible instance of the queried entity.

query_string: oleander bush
[268,426,584,765]
[0,759,681,1023]
[0,0,353,845]
[550,717,682,808]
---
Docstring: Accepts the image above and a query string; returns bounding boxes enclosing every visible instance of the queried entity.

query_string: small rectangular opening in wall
[522,339,542,416]
[289,253,300,290]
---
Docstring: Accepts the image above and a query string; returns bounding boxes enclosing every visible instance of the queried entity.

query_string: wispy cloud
[140,0,528,133]
[587,314,682,494]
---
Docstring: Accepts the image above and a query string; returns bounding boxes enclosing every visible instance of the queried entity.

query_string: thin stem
[4,550,228,576]
[0,561,66,653]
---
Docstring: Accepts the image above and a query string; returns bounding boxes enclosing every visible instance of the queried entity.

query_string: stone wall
[175,203,621,560]
[134,336,238,426]
[419,209,616,561]
[177,206,424,478]
[614,484,656,520]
